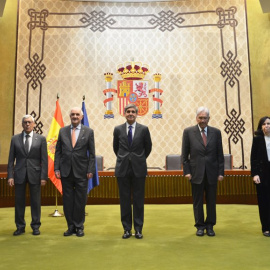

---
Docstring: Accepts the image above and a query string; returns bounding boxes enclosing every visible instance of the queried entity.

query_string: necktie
[201,129,207,146]
[128,125,133,146]
[25,134,30,154]
[72,127,76,148]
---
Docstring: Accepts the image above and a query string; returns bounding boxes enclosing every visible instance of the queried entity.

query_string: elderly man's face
[70,108,83,127]
[196,111,210,129]
[22,117,35,134]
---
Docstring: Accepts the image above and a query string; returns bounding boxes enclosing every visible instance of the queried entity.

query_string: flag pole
[48,93,64,217]
[49,188,64,217]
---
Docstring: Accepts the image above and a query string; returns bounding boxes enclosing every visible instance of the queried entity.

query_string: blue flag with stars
[81,101,99,193]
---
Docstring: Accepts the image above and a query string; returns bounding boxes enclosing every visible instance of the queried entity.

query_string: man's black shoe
[32,228,40,235]
[135,231,143,239]
[64,228,76,236]
[13,228,25,236]
[206,228,215,236]
[76,229,84,237]
[196,229,204,236]
[122,230,132,239]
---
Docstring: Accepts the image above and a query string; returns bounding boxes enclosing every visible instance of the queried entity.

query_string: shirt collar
[24,131,33,137]
[126,122,136,128]
[71,124,81,130]
[198,125,207,133]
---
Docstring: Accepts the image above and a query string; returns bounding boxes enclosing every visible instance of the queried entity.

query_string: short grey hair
[69,107,84,116]
[196,107,210,117]
[124,104,138,114]
[22,115,35,123]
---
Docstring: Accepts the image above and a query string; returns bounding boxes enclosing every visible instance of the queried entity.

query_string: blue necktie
[128,125,133,146]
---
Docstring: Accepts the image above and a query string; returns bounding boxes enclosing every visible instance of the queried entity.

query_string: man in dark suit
[7,115,48,236]
[113,104,152,239]
[182,107,224,237]
[54,107,95,237]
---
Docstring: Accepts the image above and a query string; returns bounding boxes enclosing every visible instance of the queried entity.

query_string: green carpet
[0,204,269,270]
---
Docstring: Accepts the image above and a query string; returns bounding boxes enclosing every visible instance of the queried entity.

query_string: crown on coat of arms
[117,60,149,80]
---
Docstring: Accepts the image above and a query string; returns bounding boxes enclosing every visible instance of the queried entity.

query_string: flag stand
[49,189,64,217]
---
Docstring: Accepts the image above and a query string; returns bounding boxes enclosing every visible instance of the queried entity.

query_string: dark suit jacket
[251,135,269,185]
[54,125,95,179]
[182,125,224,184]
[7,132,48,184]
[113,123,152,178]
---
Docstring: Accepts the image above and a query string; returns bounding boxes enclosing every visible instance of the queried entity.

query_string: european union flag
[81,101,99,193]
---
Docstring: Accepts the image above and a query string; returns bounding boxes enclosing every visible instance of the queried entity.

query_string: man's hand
[87,173,93,179]
[218,175,224,181]
[55,171,61,179]
[185,174,192,181]
[41,180,47,186]
[253,175,260,184]
[7,178,14,187]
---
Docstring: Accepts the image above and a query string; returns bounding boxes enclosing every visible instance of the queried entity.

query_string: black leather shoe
[135,231,143,239]
[206,228,215,236]
[32,229,40,235]
[13,228,25,236]
[122,230,132,239]
[76,229,84,237]
[196,229,204,236]
[64,228,76,236]
[263,231,270,237]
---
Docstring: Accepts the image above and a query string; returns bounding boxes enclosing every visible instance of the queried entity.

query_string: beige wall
[0,0,17,164]
[0,0,269,165]
[247,0,270,127]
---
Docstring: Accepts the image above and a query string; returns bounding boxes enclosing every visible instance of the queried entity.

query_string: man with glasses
[182,107,224,237]
[7,115,48,236]
[113,104,152,239]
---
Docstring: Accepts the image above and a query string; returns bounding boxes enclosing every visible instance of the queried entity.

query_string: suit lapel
[121,124,129,146]
[132,123,141,144]
[65,126,73,148]
[19,132,26,154]
[260,136,268,161]
[29,132,37,154]
[206,126,213,146]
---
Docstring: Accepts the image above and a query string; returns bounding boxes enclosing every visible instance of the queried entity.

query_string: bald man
[55,107,96,237]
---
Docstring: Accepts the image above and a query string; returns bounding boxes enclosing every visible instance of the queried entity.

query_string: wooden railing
[0,170,256,207]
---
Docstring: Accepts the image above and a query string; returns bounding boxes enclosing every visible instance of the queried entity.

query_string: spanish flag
[46,99,64,194]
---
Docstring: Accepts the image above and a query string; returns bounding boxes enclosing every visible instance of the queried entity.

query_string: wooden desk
[0,170,255,207]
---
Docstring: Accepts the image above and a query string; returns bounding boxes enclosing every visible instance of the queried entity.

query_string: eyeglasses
[126,110,136,114]
[198,117,209,120]
[23,121,33,124]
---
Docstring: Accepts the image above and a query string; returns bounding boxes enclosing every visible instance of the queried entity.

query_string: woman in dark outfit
[251,116,270,236]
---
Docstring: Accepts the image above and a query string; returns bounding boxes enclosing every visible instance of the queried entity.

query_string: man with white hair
[7,115,48,236]
[55,107,96,237]
[182,107,224,237]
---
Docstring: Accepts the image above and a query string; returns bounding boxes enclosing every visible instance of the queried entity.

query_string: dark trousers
[117,165,145,232]
[61,169,88,230]
[256,183,270,232]
[15,178,41,230]
[191,175,217,229]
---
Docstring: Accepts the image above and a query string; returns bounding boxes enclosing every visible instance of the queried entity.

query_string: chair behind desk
[224,154,233,170]
[165,155,182,170]
[96,155,104,171]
